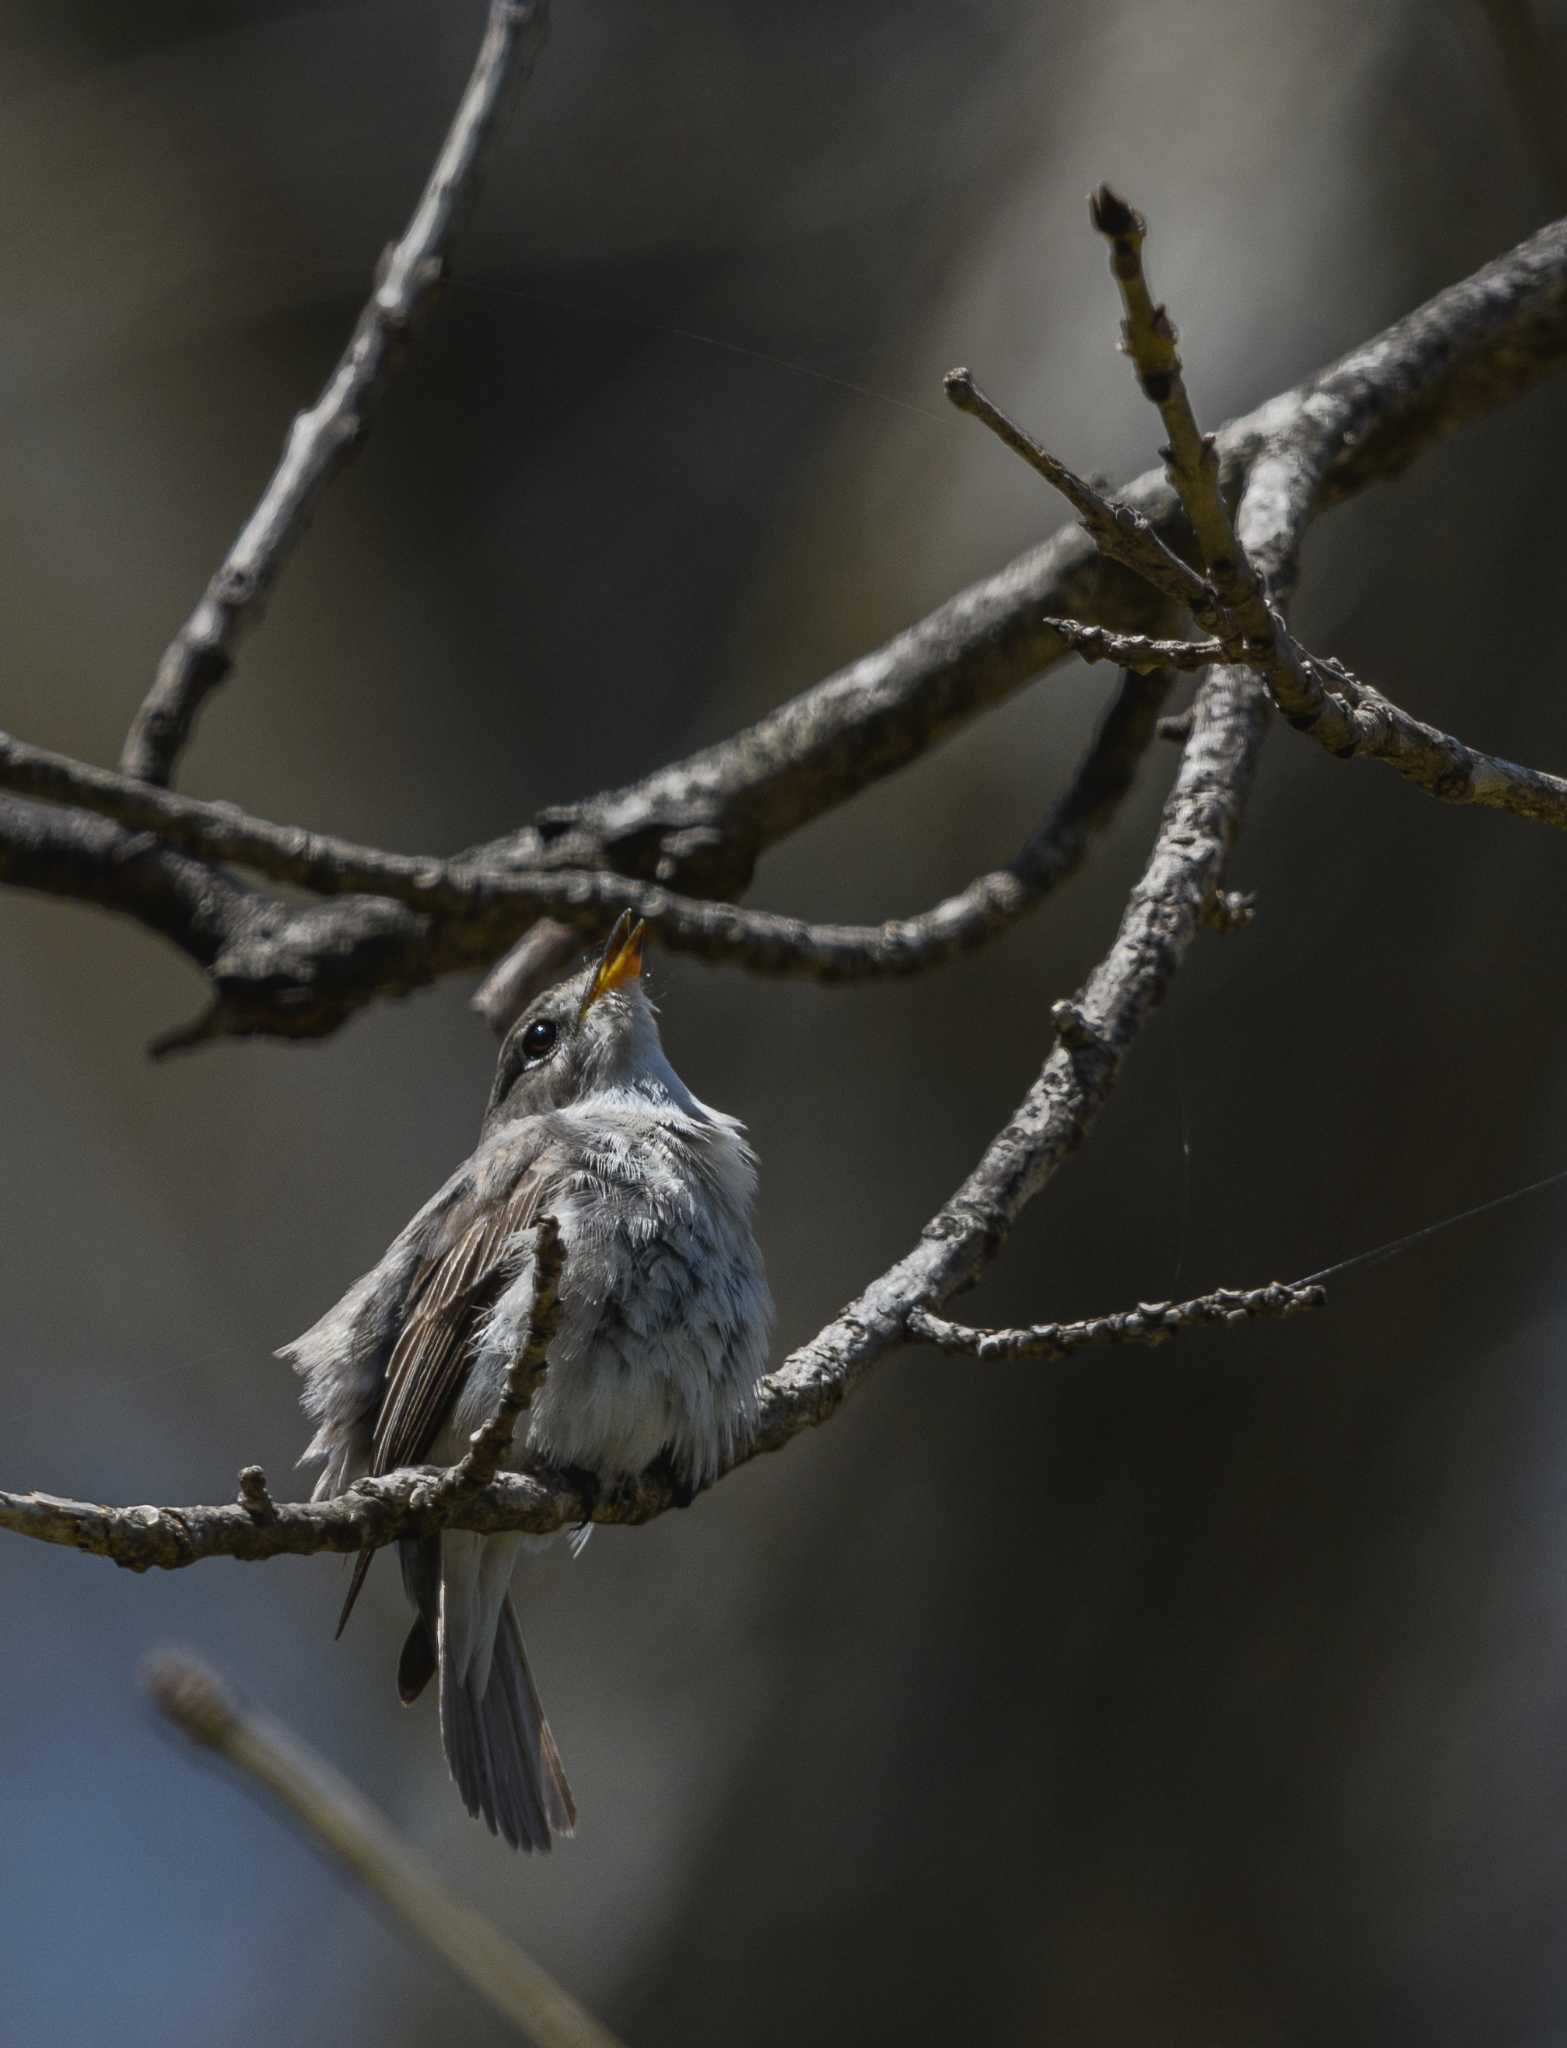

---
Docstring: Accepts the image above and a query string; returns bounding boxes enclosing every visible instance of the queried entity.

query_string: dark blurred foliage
[5,2,1567,2043]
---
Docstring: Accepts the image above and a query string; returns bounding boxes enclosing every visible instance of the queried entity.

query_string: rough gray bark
[908,1279,1325,1361]
[0,663,1174,986]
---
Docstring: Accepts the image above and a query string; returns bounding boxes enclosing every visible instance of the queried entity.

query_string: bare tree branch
[0,795,251,966]
[944,366,1213,613]
[907,1278,1325,1361]
[6,217,1567,1045]
[1091,186,1250,605]
[1277,650,1567,824]
[0,491,1299,1571]
[472,918,582,1034]
[1044,601,1567,834]
[1081,187,1567,827]
[146,1652,623,2047]
[118,0,552,789]
[0,319,1475,1570]
[0,793,457,1053]
[0,659,1172,993]
[237,1466,279,1522]
[6,195,1567,1568]
[1041,620,1224,673]
[551,198,1567,897]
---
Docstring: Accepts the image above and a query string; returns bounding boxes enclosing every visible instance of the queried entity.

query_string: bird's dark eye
[522,1017,558,1060]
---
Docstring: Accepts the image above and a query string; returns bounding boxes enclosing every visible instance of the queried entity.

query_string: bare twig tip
[238,1466,277,1522]
[1050,998,1107,1053]
[1204,888,1257,934]
[1089,185,1143,240]
[143,1649,239,1749]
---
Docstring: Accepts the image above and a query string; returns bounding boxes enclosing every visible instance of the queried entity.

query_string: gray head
[484,912,694,1132]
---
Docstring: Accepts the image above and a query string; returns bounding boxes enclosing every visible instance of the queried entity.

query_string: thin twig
[439,1217,563,1500]
[944,367,1215,616]
[1090,185,1249,609]
[236,1466,278,1523]
[119,0,552,788]
[1086,187,1567,819]
[145,1652,622,2048]
[907,1277,1325,1361]
[1042,619,1223,673]
[1087,185,1355,746]
[954,321,1551,836]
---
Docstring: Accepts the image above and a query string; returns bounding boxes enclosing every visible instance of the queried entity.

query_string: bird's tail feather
[397,1534,439,1701]
[439,1593,575,1850]
[335,1547,376,1639]
[431,1530,574,1852]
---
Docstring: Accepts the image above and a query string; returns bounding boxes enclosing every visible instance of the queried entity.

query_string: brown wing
[371,1174,546,1476]
[336,1166,545,1639]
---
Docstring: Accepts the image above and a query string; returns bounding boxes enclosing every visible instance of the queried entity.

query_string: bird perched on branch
[282,913,772,1850]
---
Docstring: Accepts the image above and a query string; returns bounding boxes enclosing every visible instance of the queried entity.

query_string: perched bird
[281,914,772,1851]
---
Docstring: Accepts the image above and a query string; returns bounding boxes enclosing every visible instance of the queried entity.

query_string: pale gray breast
[466,1108,772,1483]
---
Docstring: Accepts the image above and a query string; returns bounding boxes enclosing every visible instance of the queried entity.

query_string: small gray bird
[281,914,772,1850]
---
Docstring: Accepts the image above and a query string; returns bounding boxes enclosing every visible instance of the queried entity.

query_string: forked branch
[3,216,1565,1041]
[3,189,1567,1570]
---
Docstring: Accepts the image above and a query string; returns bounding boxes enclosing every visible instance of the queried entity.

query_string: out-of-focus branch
[0,795,251,966]
[118,0,552,789]
[472,920,582,1034]
[907,1277,1325,1361]
[145,1652,622,2048]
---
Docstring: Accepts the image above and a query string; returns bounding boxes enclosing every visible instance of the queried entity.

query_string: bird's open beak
[578,911,647,1017]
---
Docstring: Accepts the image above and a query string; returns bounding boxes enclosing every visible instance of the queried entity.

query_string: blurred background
[4,2,1567,2042]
